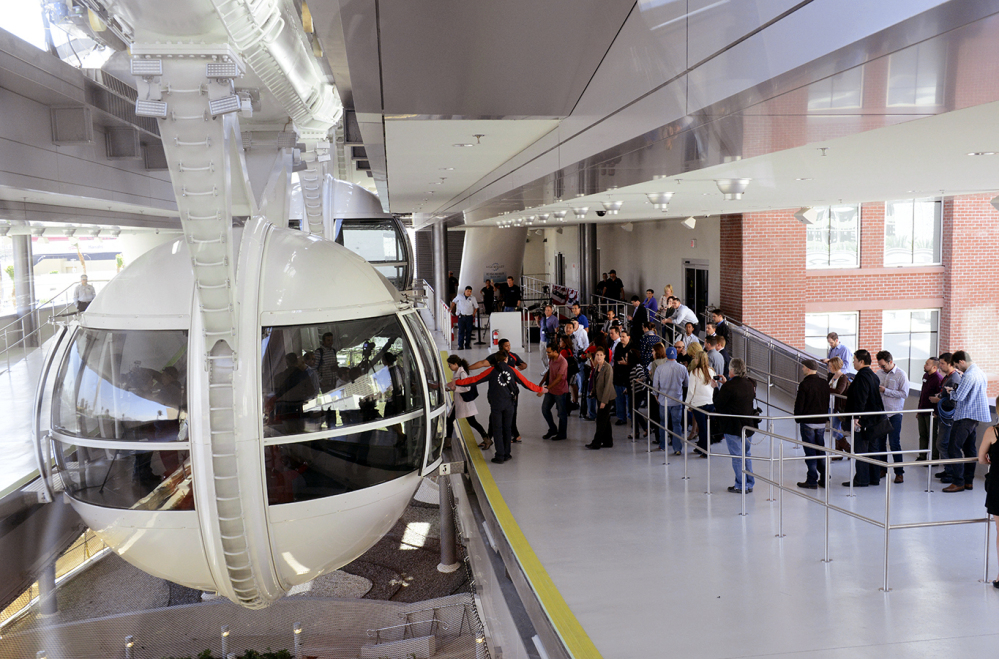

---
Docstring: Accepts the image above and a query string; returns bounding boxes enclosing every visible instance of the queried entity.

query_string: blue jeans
[937,420,953,467]
[660,404,683,452]
[799,424,825,485]
[614,385,629,422]
[587,396,597,419]
[692,404,715,451]
[946,419,979,487]
[504,306,518,312]
[456,315,474,349]
[724,433,755,489]
[541,392,568,438]
[887,414,904,475]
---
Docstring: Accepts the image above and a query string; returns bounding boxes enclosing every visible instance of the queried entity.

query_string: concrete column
[437,475,460,573]
[12,229,37,347]
[578,223,598,304]
[432,221,448,331]
[38,562,57,616]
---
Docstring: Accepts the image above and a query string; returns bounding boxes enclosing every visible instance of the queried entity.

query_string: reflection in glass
[807,68,863,111]
[403,313,444,410]
[53,329,188,441]
[54,441,194,511]
[261,316,425,437]
[885,199,941,266]
[337,219,412,290]
[805,206,859,269]
[804,312,858,360]
[887,41,945,107]
[265,415,425,504]
[882,309,939,377]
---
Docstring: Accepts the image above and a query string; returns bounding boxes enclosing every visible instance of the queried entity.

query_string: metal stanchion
[777,441,785,538]
[926,419,935,493]
[646,385,652,453]
[438,472,460,573]
[682,403,689,480]
[882,473,893,592]
[473,307,486,345]
[848,420,857,497]
[823,452,832,562]
[984,516,992,584]
[706,415,712,495]
[741,429,748,516]
[767,432,776,502]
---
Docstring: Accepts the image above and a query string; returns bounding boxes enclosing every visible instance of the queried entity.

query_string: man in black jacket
[715,358,758,493]
[453,350,544,464]
[843,349,886,487]
[794,359,830,489]
[629,295,648,346]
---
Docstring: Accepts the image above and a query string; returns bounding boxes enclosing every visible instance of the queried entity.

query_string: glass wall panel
[55,441,194,510]
[885,199,941,266]
[265,415,425,504]
[402,313,445,410]
[806,206,859,269]
[261,315,425,437]
[881,309,939,377]
[53,329,189,441]
[804,312,858,360]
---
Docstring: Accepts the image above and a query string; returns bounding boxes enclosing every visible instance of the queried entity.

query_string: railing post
[882,470,892,592]
[767,432,776,502]
[777,441,785,537]
[823,451,831,562]
[437,472,460,573]
[631,380,636,441]
[740,428,748,516]
[646,384,652,454]
[848,419,857,498]
[984,515,992,584]
[705,414,712,495]
[926,418,935,493]
[682,402,689,480]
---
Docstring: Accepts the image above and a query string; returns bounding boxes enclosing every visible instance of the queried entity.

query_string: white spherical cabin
[34,223,446,606]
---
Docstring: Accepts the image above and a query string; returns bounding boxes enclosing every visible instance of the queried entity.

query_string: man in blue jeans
[651,346,688,453]
[612,332,632,425]
[714,358,757,493]
[931,352,962,482]
[793,359,830,489]
[876,350,909,483]
[942,351,991,492]
[450,286,478,350]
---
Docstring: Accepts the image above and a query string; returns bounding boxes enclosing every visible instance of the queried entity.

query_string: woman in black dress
[978,400,999,588]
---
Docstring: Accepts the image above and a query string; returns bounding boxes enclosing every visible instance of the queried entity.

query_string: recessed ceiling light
[440,167,454,170]
[967,152,997,156]
[453,143,474,148]
[795,177,812,181]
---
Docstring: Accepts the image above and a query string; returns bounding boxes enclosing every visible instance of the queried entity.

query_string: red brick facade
[719,195,999,395]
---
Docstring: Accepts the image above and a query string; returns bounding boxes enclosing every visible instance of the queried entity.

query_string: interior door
[683,259,709,327]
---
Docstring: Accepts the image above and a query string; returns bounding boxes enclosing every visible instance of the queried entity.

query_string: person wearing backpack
[445,355,490,449]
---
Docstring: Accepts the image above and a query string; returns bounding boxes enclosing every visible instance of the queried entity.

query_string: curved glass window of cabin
[54,440,194,511]
[52,329,189,441]
[265,413,425,504]
[261,315,424,437]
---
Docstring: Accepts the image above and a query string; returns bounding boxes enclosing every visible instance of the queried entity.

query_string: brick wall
[718,195,998,394]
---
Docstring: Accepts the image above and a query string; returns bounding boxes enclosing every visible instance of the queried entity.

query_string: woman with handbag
[446,355,490,449]
[828,357,850,456]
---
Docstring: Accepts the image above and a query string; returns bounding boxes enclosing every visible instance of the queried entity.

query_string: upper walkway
[446,342,999,658]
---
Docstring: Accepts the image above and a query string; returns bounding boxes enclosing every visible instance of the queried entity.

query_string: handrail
[743,425,988,591]
[366,617,448,644]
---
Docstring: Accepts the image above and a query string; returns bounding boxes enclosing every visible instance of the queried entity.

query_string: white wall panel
[594,216,720,308]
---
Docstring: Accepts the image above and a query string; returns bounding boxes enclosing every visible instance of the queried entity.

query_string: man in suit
[629,295,649,346]
[843,349,886,487]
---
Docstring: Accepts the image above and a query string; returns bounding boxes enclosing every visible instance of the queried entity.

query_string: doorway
[683,259,709,327]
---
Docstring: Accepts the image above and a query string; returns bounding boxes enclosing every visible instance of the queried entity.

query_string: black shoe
[585,443,601,450]
[935,472,948,479]
[542,431,556,439]
[797,481,818,489]
[491,457,505,464]
[615,420,627,426]
[727,486,753,494]
[603,442,613,448]
[552,436,567,441]
[843,481,869,487]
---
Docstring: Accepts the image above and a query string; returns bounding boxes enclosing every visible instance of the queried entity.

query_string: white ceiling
[468,100,999,227]
[0,185,177,218]
[383,118,559,214]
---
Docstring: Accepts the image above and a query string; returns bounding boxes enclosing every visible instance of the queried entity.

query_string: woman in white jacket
[446,355,491,449]
[684,351,717,456]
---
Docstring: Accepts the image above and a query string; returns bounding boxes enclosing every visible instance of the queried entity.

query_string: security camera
[595,210,606,217]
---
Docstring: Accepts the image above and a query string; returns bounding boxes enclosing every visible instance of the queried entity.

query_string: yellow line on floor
[442,351,602,659]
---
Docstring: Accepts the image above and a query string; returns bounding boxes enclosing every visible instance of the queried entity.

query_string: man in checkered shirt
[942,350,993,492]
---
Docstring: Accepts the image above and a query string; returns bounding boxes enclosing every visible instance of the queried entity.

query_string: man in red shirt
[541,344,569,440]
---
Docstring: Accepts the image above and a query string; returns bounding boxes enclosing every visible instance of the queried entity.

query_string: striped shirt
[949,363,992,423]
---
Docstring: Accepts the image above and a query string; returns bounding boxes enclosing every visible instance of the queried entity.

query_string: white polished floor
[447,342,999,659]
[0,345,48,495]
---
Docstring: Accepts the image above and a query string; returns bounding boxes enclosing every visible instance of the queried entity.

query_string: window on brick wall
[805,312,858,360]
[805,205,860,269]
[807,67,864,111]
[884,198,942,266]
[882,309,939,378]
